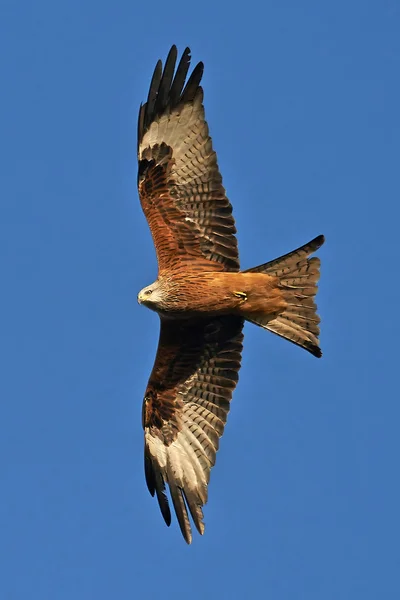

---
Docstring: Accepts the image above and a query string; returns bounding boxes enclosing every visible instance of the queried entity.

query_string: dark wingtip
[144,453,155,496]
[311,234,325,250]
[157,488,172,527]
[138,46,203,147]
[306,342,323,358]
[181,61,204,103]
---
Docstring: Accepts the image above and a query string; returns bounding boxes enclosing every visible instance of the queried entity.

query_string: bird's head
[137,282,161,310]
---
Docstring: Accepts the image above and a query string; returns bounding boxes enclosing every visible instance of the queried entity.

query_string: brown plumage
[137,46,325,543]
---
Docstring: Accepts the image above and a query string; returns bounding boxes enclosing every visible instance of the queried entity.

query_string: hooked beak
[137,291,144,304]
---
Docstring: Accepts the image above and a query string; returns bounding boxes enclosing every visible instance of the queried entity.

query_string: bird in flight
[137,46,324,543]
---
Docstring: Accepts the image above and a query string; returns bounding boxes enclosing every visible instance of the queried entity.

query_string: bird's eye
[145,289,153,296]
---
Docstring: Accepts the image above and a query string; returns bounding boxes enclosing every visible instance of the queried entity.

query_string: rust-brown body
[152,271,287,319]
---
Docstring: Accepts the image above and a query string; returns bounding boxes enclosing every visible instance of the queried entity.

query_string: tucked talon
[233,291,247,301]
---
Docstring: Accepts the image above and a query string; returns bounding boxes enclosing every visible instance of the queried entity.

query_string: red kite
[137,46,324,543]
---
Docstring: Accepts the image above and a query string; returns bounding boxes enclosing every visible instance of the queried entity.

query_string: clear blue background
[1,1,399,598]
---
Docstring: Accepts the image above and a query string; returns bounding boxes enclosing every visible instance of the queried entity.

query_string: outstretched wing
[143,316,244,543]
[138,46,239,274]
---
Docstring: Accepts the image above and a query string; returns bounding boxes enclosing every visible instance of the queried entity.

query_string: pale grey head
[137,281,163,311]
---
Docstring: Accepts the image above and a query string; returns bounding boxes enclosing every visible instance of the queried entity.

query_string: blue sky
[1,1,399,598]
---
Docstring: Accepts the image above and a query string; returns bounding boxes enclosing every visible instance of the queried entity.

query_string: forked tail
[244,235,325,357]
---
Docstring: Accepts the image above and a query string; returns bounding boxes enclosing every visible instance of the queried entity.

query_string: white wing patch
[139,95,215,188]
